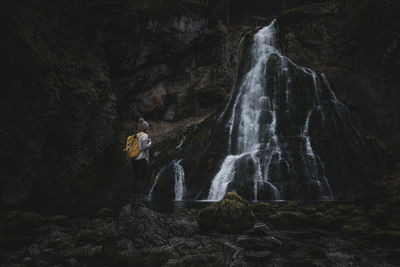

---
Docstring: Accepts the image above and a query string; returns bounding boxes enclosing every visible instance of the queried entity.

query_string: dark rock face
[0,0,116,206]
[276,0,400,166]
[91,0,230,120]
[1,0,400,206]
[0,0,237,207]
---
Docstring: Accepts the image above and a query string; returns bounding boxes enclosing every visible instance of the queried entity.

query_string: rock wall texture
[276,0,400,167]
[0,0,117,206]
[1,0,399,206]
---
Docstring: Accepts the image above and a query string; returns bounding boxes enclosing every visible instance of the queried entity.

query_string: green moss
[294,242,326,259]
[102,243,175,266]
[370,230,400,247]
[299,205,319,214]
[280,7,300,17]
[51,215,68,222]
[222,191,246,203]
[267,211,307,229]
[369,208,388,226]
[0,235,35,251]
[389,195,400,207]
[388,219,400,231]
[349,208,366,217]
[4,211,46,236]
[315,215,343,230]
[197,192,255,233]
[341,224,371,236]
[97,208,113,218]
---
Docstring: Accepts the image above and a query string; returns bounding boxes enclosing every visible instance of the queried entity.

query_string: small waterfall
[148,136,187,200]
[148,165,168,200]
[175,135,186,151]
[174,159,186,200]
[207,19,337,201]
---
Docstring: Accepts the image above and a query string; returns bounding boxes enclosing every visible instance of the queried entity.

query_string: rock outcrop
[197,192,256,233]
[0,0,236,207]
[1,200,399,266]
[276,0,400,167]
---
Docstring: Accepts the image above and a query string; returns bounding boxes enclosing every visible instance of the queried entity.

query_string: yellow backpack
[124,132,144,159]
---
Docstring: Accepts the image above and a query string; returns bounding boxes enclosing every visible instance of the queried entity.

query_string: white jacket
[135,132,152,162]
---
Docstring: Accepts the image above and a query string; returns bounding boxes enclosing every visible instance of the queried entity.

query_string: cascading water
[151,19,378,202]
[148,164,168,200]
[147,137,187,200]
[173,159,186,200]
[208,20,337,201]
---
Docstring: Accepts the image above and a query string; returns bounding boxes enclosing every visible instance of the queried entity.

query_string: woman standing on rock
[131,118,152,208]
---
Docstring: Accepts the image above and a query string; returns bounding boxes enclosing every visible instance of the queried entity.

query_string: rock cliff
[1,0,399,206]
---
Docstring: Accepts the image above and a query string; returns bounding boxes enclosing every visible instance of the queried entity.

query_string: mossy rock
[197,191,255,233]
[349,208,366,217]
[3,211,46,236]
[388,219,400,231]
[197,206,217,231]
[315,215,343,230]
[293,242,326,259]
[51,215,68,222]
[97,208,113,218]
[252,203,272,214]
[311,212,325,219]
[341,224,372,236]
[267,211,307,229]
[368,208,388,226]
[103,243,177,266]
[223,191,246,202]
[299,205,319,214]
[336,204,351,211]
[370,231,400,247]
[0,235,35,251]
[325,208,344,217]
[388,195,400,207]
[178,208,198,217]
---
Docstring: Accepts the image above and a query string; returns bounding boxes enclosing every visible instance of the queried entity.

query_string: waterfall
[174,159,186,200]
[148,165,168,200]
[207,19,337,201]
[150,19,376,202]
[175,135,186,151]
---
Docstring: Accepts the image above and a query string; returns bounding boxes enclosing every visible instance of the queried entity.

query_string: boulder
[197,192,256,233]
[267,211,307,229]
[236,235,282,250]
[244,250,272,260]
[119,205,198,248]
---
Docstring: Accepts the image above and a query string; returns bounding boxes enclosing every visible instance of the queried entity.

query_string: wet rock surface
[1,198,399,266]
[276,0,400,168]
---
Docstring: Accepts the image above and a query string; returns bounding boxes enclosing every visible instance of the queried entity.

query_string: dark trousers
[131,159,147,198]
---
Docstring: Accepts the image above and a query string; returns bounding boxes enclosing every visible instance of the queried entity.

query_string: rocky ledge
[1,193,399,266]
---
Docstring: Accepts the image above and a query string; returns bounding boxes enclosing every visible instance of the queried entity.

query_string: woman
[131,118,152,208]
